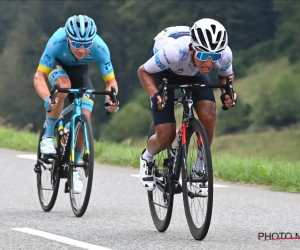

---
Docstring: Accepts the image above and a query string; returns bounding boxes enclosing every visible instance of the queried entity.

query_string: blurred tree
[0,0,298,140]
[0,1,48,130]
[252,72,300,128]
[100,102,152,142]
[216,97,251,135]
[0,1,26,54]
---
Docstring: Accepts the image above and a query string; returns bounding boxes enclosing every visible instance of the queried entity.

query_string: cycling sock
[142,149,155,162]
[75,148,83,163]
[42,116,58,139]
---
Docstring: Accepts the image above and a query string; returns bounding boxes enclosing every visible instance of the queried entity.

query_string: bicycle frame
[56,96,90,163]
[171,88,196,186]
[48,85,117,166]
[157,76,235,188]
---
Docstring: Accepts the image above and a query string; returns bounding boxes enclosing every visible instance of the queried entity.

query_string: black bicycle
[34,84,118,217]
[147,77,235,240]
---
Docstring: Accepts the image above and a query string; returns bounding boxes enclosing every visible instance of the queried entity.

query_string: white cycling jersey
[144,26,233,77]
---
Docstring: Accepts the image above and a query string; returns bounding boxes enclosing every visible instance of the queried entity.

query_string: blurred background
[0,0,299,161]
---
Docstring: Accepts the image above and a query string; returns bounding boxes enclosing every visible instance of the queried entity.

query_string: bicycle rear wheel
[147,121,174,232]
[68,113,94,217]
[36,124,60,212]
[181,119,213,240]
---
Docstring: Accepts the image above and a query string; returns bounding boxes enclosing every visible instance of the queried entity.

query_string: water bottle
[171,129,180,149]
[57,120,64,136]
[61,122,70,146]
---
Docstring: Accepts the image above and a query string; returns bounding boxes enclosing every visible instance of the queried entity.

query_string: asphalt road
[1,148,300,250]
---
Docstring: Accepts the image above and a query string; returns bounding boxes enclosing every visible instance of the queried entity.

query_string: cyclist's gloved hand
[220,92,238,108]
[44,95,58,111]
[104,99,119,113]
[150,93,168,111]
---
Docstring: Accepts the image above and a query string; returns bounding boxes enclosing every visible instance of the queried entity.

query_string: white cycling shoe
[140,152,156,191]
[73,170,83,194]
[40,137,56,155]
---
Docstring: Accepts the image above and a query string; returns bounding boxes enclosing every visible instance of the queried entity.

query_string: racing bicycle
[147,77,235,240]
[34,84,118,217]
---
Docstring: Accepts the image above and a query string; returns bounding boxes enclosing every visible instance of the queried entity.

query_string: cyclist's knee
[48,68,71,88]
[200,113,216,126]
[156,124,176,149]
[195,101,216,123]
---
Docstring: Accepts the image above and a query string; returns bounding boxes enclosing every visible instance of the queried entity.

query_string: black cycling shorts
[151,68,215,126]
[51,60,95,103]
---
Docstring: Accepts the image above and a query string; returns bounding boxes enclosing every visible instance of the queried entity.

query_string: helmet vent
[198,28,207,48]
[216,31,221,43]
[211,24,216,33]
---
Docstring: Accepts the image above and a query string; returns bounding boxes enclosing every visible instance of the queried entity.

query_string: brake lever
[47,84,60,113]
[106,86,118,115]
[158,78,168,108]
[222,77,235,111]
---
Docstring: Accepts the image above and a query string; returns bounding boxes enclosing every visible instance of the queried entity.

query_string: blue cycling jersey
[37,27,115,82]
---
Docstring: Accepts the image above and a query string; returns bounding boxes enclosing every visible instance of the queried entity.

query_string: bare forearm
[137,65,157,97]
[219,73,234,93]
[105,78,118,100]
[34,71,50,100]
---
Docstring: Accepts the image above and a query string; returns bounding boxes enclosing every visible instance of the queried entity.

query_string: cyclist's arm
[94,36,119,100]
[34,70,50,101]
[104,77,118,100]
[34,54,56,101]
[137,65,158,97]
[217,46,234,93]
[138,45,178,96]
[34,33,59,100]
[99,61,118,100]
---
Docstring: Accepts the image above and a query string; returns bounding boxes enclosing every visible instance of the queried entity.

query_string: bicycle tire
[181,118,213,240]
[68,113,94,217]
[36,125,60,212]
[147,121,174,232]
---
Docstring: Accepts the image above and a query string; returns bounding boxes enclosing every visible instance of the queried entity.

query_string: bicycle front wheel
[147,121,174,232]
[36,125,60,212]
[68,113,94,217]
[182,119,213,240]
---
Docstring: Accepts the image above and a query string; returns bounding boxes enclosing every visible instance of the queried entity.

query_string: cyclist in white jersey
[137,18,238,191]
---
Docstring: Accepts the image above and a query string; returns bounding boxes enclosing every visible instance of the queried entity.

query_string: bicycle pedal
[64,181,70,193]
[172,183,182,194]
[83,154,89,162]
[163,158,169,168]
[34,164,41,174]
[41,154,58,160]
[154,168,163,177]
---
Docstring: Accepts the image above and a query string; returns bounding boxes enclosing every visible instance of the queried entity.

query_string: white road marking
[12,228,112,250]
[130,174,228,187]
[17,154,36,160]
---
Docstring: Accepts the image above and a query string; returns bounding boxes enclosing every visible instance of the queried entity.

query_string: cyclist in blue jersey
[34,15,119,193]
[137,18,238,191]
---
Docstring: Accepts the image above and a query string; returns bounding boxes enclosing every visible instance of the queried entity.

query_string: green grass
[0,127,141,167]
[1,127,300,192]
[211,125,300,162]
[213,154,300,192]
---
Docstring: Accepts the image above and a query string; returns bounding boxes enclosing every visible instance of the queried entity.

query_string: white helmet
[190,18,228,53]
